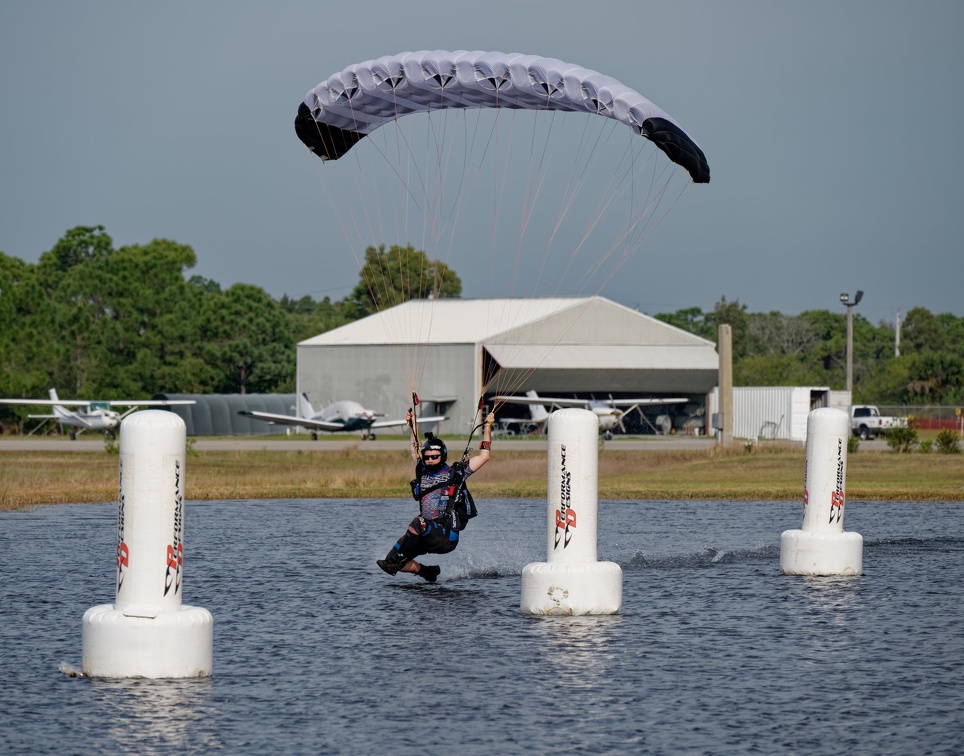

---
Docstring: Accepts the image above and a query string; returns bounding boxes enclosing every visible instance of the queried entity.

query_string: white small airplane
[239,393,446,440]
[0,389,196,439]
[493,390,688,440]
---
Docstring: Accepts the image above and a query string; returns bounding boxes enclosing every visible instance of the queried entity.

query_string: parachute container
[521,408,622,615]
[780,407,863,576]
[82,410,213,677]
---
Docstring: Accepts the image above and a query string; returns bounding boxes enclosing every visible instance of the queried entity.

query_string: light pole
[840,290,863,395]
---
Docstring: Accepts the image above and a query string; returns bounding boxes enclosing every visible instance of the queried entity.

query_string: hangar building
[297,297,719,436]
[152,393,297,436]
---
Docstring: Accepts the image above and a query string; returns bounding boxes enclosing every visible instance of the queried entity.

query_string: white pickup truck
[851,405,907,440]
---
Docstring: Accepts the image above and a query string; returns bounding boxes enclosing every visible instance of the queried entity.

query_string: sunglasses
[423,453,442,459]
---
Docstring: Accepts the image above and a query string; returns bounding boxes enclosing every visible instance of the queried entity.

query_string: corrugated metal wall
[151,394,297,436]
[297,343,478,436]
[708,387,831,442]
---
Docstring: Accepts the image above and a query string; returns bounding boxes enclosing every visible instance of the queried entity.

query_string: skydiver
[376,408,495,583]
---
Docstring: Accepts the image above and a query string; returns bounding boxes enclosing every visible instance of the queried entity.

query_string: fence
[878,405,963,432]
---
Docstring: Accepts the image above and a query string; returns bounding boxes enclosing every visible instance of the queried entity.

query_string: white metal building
[297,296,719,434]
[707,386,853,442]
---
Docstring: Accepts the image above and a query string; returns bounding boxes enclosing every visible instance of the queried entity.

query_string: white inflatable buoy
[780,407,863,576]
[82,410,213,677]
[521,408,622,615]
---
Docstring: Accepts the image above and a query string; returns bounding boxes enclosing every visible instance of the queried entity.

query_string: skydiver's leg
[377,517,428,575]
[377,517,457,581]
[400,520,458,582]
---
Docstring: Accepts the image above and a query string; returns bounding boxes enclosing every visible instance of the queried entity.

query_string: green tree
[654,307,712,340]
[200,283,295,394]
[903,352,964,404]
[38,225,113,274]
[902,307,941,353]
[100,239,216,394]
[0,253,51,408]
[706,296,749,358]
[279,294,354,343]
[345,244,462,317]
[37,234,209,397]
[744,312,819,358]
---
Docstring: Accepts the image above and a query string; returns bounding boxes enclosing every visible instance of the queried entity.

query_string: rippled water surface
[2,498,962,754]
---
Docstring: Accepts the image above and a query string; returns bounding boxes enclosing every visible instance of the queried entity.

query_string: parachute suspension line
[307,153,422,396]
[479,126,690,402]
[477,112,604,400]
[512,110,558,298]
[584,164,691,298]
[351,113,424,393]
[573,134,646,294]
[564,132,676,293]
[299,51,709,434]
[561,137,650,292]
[538,131,598,293]
[390,109,419,378]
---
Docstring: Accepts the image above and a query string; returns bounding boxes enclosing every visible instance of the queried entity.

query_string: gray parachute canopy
[295,50,709,184]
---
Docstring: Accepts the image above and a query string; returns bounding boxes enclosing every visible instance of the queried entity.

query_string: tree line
[1,226,961,429]
[655,297,963,406]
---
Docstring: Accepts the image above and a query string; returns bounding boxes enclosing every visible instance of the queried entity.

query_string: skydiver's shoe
[377,554,404,576]
[376,559,396,575]
[418,564,441,583]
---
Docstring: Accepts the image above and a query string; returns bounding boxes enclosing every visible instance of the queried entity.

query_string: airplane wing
[0,399,195,407]
[238,410,346,432]
[371,414,446,429]
[606,398,688,407]
[105,400,196,407]
[494,395,687,408]
[499,416,545,424]
[0,399,93,407]
[494,395,590,408]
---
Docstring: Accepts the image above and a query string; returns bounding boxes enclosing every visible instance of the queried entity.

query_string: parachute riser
[459,396,487,465]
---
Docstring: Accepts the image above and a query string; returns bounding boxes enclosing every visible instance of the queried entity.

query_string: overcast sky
[2,1,962,325]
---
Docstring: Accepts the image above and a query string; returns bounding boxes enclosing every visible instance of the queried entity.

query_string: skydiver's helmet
[421,434,447,469]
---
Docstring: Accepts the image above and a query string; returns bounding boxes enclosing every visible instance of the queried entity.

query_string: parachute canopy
[295,50,709,183]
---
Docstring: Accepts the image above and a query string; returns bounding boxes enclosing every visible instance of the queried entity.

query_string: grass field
[2,442,962,510]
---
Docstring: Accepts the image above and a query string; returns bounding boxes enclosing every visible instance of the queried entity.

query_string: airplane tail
[44,388,89,428]
[299,392,315,419]
[525,390,550,424]
[49,389,72,421]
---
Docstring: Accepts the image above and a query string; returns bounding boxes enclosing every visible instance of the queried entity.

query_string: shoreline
[3,439,962,510]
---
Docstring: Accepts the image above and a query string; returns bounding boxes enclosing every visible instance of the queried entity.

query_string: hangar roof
[299,297,715,349]
[300,297,587,346]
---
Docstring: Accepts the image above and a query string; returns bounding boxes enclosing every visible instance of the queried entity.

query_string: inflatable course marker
[82,410,213,677]
[520,408,622,615]
[780,407,863,576]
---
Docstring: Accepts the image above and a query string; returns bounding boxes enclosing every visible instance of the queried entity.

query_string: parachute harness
[409,394,485,530]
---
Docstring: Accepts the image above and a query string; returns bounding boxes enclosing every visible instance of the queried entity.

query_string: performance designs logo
[554,445,576,549]
[418,466,455,520]
[829,438,845,524]
[164,460,183,597]
[116,459,128,592]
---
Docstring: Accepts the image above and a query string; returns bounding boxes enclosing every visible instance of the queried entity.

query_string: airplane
[493,390,688,440]
[0,389,196,439]
[239,393,446,440]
